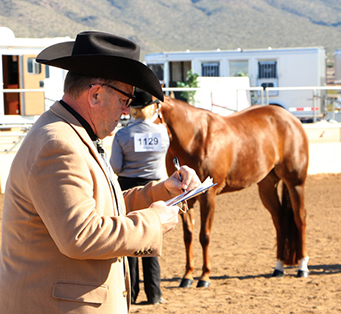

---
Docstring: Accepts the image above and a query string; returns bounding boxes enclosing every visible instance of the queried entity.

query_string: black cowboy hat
[36,31,163,101]
[131,89,160,108]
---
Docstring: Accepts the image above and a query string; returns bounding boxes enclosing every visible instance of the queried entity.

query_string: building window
[27,58,41,74]
[230,60,249,77]
[258,61,277,79]
[169,61,191,83]
[201,62,220,77]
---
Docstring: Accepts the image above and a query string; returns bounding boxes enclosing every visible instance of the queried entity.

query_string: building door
[22,54,45,115]
[169,61,191,100]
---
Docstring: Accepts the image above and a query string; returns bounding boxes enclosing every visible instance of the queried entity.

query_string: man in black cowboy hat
[0,31,200,314]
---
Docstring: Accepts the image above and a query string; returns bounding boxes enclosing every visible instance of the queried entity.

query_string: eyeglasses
[89,83,136,107]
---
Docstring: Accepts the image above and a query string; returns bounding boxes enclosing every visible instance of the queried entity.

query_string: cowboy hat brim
[36,40,164,101]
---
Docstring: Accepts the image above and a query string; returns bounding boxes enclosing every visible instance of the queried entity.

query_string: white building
[0,27,70,123]
[145,46,327,121]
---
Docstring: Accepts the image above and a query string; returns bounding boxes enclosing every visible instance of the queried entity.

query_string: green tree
[177,70,199,105]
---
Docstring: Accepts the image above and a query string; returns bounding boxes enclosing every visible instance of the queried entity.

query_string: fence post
[313,89,317,123]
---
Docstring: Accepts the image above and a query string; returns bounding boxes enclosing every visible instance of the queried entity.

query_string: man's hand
[149,201,179,234]
[164,165,201,197]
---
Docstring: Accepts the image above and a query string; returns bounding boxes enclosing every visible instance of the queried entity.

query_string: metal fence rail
[264,86,341,122]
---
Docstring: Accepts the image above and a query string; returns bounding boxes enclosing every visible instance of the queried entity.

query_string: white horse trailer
[0,27,70,123]
[144,46,327,121]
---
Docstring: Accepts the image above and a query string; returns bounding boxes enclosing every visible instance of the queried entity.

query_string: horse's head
[150,94,175,123]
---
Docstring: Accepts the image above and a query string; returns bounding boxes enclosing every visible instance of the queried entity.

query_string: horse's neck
[162,99,201,150]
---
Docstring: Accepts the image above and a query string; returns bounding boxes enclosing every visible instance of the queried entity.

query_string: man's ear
[88,85,101,107]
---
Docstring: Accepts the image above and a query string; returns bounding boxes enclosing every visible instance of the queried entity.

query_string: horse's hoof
[297,270,309,278]
[196,280,210,288]
[271,269,285,277]
[179,278,193,288]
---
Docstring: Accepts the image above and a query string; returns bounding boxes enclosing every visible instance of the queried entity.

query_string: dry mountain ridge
[1,0,341,61]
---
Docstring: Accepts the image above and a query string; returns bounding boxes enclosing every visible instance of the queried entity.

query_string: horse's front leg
[179,200,196,288]
[197,190,216,288]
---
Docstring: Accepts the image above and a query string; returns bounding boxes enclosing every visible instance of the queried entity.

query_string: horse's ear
[151,94,168,103]
[151,95,159,103]
[159,83,174,99]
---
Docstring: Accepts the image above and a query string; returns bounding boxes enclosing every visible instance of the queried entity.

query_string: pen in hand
[173,157,189,213]
[173,157,184,191]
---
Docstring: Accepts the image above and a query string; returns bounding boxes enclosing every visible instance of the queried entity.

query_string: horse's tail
[277,183,301,265]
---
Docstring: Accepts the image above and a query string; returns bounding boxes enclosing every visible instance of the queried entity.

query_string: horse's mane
[163,95,216,116]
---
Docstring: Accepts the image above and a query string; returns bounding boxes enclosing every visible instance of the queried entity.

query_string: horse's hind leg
[258,171,309,278]
[179,198,196,288]
[257,171,284,276]
[283,179,309,277]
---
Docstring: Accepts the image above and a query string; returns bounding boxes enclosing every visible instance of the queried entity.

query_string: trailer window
[148,64,164,80]
[45,65,50,78]
[201,62,220,77]
[230,60,248,77]
[27,58,41,74]
[258,61,277,79]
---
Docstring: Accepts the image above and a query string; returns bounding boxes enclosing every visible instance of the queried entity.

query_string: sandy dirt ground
[0,173,340,313]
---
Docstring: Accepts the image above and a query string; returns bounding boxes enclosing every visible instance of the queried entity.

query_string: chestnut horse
[155,96,309,288]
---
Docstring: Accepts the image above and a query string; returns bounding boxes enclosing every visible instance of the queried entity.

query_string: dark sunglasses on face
[89,83,136,107]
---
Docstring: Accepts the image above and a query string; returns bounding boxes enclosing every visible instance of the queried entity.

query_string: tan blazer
[0,102,170,314]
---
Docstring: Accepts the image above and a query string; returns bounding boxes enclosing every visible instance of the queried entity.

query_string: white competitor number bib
[134,132,162,152]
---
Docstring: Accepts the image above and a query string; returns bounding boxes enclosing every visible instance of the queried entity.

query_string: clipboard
[165,177,217,206]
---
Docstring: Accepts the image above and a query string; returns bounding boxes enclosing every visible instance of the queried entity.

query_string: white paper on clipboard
[165,177,217,206]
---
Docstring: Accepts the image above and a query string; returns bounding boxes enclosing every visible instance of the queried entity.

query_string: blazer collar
[59,99,98,141]
[49,101,100,162]
[49,101,125,216]
[50,101,92,143]
[49,100,117,194]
